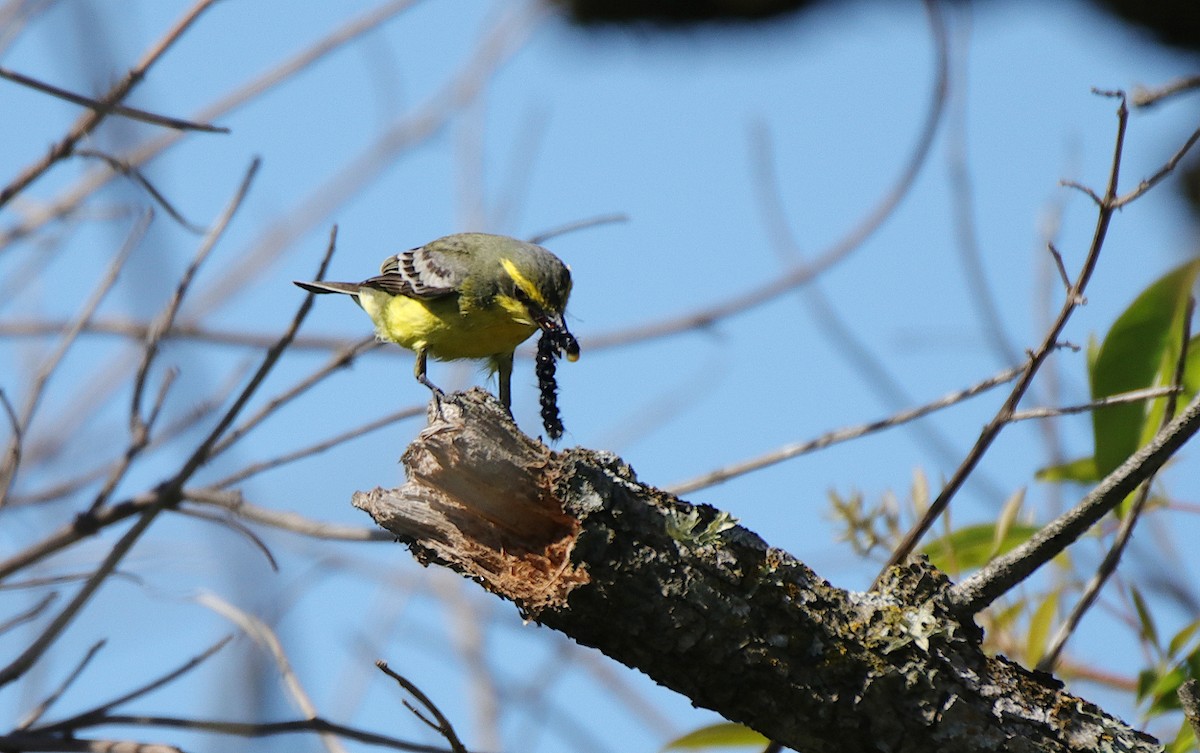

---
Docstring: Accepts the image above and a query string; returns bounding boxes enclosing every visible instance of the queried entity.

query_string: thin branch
[0,592,56,636]
[1132,75,1200,108]
[211,404,422,488]
[42,714,458,753]
[0,733,183,753]
[876,89,1132,586]
[75,149,206,232]
[128,160,260,443]
[174,506,279,571]
[669,365,1022,496]
[0,318,374,352]
[31,635,234,735]
[86,367,177,517]
[167,226,337,485]
[944,8,1021,367]
[17,640,107,729]
[0,210,150,507]
[946,389,1200,616]
[0,64,228,132]
[197,593,349,753]
[377,661,469,753]
[580,0,950,353]
[1035,297,1193,672]
[0,0,221,208]
[181,487,392,542]
[12,366,247,508]
[0,505,159,687]
[1006,386,1181,423]
[1045,242,1073,297]
[749,113,1006,499]
[0,0,424,249]
[0,491,160,582]
[0,388,19,505]
[188,0,547,318]
[1112,123,1200,208]
[527,213,629,245]
[207,336,380,459]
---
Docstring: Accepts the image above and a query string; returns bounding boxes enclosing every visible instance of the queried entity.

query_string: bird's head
[499,244,579,362]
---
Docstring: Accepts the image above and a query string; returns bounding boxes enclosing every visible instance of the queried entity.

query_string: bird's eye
[512,286,533,307]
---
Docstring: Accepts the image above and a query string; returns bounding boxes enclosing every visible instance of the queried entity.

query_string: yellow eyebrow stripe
[500,257,551,309]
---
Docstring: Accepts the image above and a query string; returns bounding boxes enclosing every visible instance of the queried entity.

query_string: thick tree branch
[353,390,1161,753]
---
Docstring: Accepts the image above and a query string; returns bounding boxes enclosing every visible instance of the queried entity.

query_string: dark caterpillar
[536,329,579,441]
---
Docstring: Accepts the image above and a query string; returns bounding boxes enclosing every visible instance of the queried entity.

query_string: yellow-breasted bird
[294,232,579,412]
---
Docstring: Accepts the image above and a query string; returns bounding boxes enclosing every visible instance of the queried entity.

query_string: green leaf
[1146,664,1187,715]
[1025,589,1058,666]
[1168,619,1200,658]
[1166,718,1196,753]
[1035,456,1099,483]
[1091,259,1200,476]
[922,522,1040,574]
[1129,585,1160,652]
[663,723,768,751]
[992,488,1026,553]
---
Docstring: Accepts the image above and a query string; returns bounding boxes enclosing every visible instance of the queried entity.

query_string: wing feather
[369,242,466,299]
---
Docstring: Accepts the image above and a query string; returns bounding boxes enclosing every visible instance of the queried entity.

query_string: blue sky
[2,1,1200,751]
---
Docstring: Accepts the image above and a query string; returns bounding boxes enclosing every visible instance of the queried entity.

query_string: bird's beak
[536,311,580,362]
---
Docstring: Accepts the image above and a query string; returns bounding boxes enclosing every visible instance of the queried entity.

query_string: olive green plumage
[295,232,579,413]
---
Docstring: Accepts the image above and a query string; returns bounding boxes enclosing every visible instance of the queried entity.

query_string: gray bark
[353,389,1161,753]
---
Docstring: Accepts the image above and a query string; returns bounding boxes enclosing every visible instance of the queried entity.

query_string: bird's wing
[367,242,468,300]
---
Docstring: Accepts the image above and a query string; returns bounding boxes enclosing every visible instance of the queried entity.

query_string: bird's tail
[293,280,361,296]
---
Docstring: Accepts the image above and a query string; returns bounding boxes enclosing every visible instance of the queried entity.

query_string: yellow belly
[358,288,537,361]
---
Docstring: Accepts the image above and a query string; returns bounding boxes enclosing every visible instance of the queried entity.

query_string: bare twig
[175,506,280,571]
[0,388,19,505]
[129,160,260,439]
[198,593,349,753]
[0,0,221,208]
[581,0,949,354]
[0,504,159,687]
[1006,386,1181,423]
[377,661,470,753]
[0,592,56,636]
[168,226,337,484]
[669,365,1022,496]
[946,389,1200,616]
[1045,242,1073,297]
[0,491,154,582]
[38,714,457,753]
[749,110,1005,498]
[1132,75,1200,108]
[0,210,150,507]
[0,733,182,753]
[182,487,392,542]
[208,336,380,458]
[1112,123,1200,208]
[944,9,1021,367]
[17,640,107,729]
[527,213,629,245]
[32,635,234,735]
[75,149,206,232]
[86,368,177,516]
[0,317,374,352]
[188,1,548,318]
[0,0,424,250]
[876,90,1133,586]
[211,404,422,488]
[0,64,228,132]
[1034,298,1193,672]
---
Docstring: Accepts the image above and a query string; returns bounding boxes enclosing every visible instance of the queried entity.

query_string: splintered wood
[353,389,587,613]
